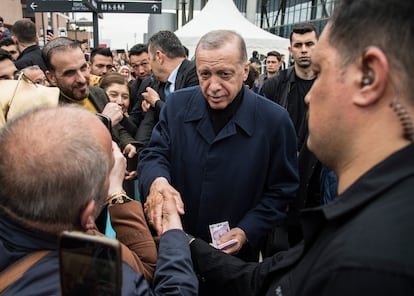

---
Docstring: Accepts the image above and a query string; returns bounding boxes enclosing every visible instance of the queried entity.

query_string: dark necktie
[164,81,172,98]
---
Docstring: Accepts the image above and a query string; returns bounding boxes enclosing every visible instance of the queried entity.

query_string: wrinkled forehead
[50,47,86,68]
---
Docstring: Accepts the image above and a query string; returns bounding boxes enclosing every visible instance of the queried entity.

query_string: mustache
[73,81,88,88]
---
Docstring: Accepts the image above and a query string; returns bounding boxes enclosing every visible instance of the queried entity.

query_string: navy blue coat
[1,226,197,296]
[138,85,299,257]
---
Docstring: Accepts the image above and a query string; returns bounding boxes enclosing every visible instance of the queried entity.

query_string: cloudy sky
[76,0,198,50]
[98,13,150,50]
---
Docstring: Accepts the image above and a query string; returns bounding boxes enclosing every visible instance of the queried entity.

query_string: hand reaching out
[144,177,185,235]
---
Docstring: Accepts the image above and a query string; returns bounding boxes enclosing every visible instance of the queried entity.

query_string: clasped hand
[144,177,185,235]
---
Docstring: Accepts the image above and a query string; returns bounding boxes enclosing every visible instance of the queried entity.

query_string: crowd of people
[1,0,414,294]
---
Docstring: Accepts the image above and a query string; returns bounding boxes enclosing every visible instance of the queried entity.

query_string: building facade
[234,0,336,38]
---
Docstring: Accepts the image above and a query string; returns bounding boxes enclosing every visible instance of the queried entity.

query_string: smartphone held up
[59,231,122,296]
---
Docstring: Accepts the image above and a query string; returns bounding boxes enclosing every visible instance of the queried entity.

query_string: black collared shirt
[207,87,244,135]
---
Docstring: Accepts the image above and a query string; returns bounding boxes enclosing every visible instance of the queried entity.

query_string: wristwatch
[110,194,133,205]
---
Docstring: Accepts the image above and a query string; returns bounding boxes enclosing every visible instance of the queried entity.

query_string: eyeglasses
[13,71,47,86]
[130,61,149,68]
[33,77,49,85]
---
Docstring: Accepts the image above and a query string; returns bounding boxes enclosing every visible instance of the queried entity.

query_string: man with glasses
[21,65,49,86]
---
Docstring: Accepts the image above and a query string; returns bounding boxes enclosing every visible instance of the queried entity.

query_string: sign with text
[98,1,160,13]
[27,0,91,12]
[26,0,161,13]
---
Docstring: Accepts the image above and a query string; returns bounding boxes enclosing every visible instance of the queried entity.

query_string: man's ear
[80,200,96,230]
[45,70,56,86]
[353,46,389,107]
[156,50,164,64]
[243,62,250,81]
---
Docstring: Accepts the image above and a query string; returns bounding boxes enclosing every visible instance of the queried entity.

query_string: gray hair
[196,30,247,65]
[0,106,110,232]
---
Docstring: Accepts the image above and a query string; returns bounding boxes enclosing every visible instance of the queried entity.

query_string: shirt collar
[166,62,181,93]
[184,85,256,137]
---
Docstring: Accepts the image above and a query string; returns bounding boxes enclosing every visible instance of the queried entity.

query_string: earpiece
[390,100,414,142]
[361,77,372,87]
[361,68,374,87]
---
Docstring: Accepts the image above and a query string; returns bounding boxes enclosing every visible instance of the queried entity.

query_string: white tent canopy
[174,0,290,60]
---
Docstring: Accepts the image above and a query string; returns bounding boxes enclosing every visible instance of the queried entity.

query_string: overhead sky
[74,0,202,50]
[98,13,150,50]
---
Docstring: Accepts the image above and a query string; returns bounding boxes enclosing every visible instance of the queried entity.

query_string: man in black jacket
[128,43,152,102]
[127,43,152,127]
[260,23,327,255]
[11,19,46,72]
[261,22,317,152]
[187,0,414,295]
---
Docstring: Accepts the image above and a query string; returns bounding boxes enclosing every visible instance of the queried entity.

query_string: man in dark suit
[132,30,199,145]
[128,43,152,110]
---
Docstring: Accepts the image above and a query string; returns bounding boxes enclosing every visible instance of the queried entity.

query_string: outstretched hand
[144,177,185,235]
[161,194,184,233]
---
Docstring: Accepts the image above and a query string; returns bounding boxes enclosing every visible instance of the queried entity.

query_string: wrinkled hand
[144,177,184,235]
[215,227,247,255]
[102,102,124,126]
[107,142,127,197]
[142,87,160,107]
[161,195,184,233]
